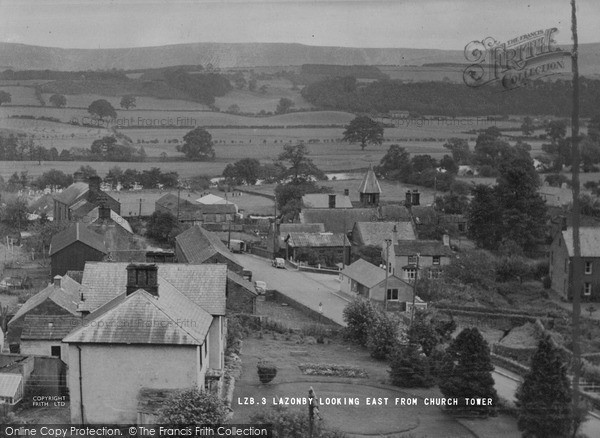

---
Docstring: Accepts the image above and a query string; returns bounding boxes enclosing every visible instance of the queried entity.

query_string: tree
[375,144,411,181]
[588,114,600,141]
[521,116,535,136]
[342,297,377,346]
[77,165,98,181]
[516,336,575,438]
[178,127,215,161]
[439,327,498,417]
[248,78,257,92]
[88,99,117,119]
[366,311,400,359]
[33,169,73,189]
[443,138,471,164]
[343,116,384,150]
[389,344,434,388]
[120,95,136,110]
[278,143,325,183]
[467,184,503,250]
[1,197,28,229]
[0,90,11,105]
[546,119,567,143]
[443,249,497,290]
[435,192,469,214]
[158,387,227,424]
[223,158,262,185]
[407,309,455,357]
[411,154,438,173]
[440,154,458,174]
[146,211,182,244]
[275,97,294,114]
[49,94,67,108]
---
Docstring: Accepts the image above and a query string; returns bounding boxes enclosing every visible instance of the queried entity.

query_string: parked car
[254,281,267,294]
[271,258,286,269]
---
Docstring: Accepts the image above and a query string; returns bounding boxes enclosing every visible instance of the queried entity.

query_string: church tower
[358,165,382,207]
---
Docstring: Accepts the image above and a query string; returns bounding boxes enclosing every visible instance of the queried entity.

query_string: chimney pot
[412,190,420,206]
[405,191,412,207]
[53,275,62,287]
[126,263,159,296]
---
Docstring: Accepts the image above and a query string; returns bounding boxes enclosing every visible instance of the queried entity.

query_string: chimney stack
[405,191,412,207]
[126,264,159,297]
[88,176,101,193]
[442,233,450,247]
[412,190,420,206]
[328,194,336,209]
[73,171,85,183]
[53,275,62,288]
[98,203,111,221]
[344,188,349,196]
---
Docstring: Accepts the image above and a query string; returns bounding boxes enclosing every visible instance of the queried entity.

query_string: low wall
[265,290,342,327]
[286,259,341,276]
[249,246,273,259]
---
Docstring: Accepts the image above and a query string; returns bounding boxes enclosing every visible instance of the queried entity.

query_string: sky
[0,0,599,50]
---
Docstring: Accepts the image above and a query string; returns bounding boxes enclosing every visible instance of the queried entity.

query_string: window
[51,346,61,358]
[433,256,441,265]
[408,256,417,265]
[585,261,593,275]
[458,223,465,232]
[388,262,393,274]
[584,283,592,296]
[387,288,399,301]
[405,268,417,281]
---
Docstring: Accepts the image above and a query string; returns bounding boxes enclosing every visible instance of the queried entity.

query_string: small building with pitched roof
[284,232,350,266]
[53,175,120,222]
[339,259,413,310]
[49,223,108,277]
[65,263,223,424]
[175,225,243,273]
[550,227,600,300]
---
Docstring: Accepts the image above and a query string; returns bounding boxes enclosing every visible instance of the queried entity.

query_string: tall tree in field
[120,95,136,110]
[275,97,294,114]
[521,116,535,136]
[88,99,117,120]
[223,158,262,185]
[343,115,384,150]
[375,144,411,181]
[49,94,67,108]
[178,127,215,161]
[278,143,325,183]
[439,327,497,417]
[443,138,471,164]
[516,336,576,438]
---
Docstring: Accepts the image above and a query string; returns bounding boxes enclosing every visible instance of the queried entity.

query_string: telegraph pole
[570,0,583,417]
[384,239,392,311]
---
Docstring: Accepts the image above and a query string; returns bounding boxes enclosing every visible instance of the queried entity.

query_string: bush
[251,405,347,438]
[257,360,278,383]
[226,315,246,355]
[158,387,228,424]
[389,345,434,388]
[342,297,377,346]
[366,311,400,360]
[495,255,531,283]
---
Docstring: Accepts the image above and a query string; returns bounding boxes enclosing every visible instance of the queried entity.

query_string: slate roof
[394,240,454,257]
[49,223,107,256]
[300,208,379,234]
[79,262,227,315]
[196,194,234,205]
[379,204,412,221]
[21,314,81,340]
[70,199,96,219]
[9,275,83,324]
[302,194,353,209]
[156,193,196,210]
[353,221,416,246]
[227,271,258,296]
[64,285,212,345]
[53,182,88,206]
[175,225,240,267]
[85,207,133,233]
[285,232,349,248]
[0,373,22,399]
[340,259,386,288]
[280,223,325,234]
[562,227,600,257]
[358,167,382,194]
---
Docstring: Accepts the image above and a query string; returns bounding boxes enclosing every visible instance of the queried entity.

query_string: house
[278,223,325,248]
[339,259,413,310]
[49,223,108,277]
[64,263,216,424]
[175,225,243,273]
[53,174,120,222]
[351,221,416,247]
[20,314,80,360]
[302,193,353,209]
[550,227,600,300]
[7,275,82,353]
[300,208,380,234]
[0,373,23,406]
[284,232,350,266]
[358,166,382,207]
[156,193,237,223]
[385,239,454,281]
[226,271,258,314]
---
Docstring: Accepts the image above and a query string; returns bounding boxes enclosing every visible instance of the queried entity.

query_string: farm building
[339,259,413,310]
[53,175,120,222]
[284,232,350,266]
[49,223,108,276]
[7,275,82,354]
[175,225,243,273]
[550,227,600,301]
[64,262,218,424]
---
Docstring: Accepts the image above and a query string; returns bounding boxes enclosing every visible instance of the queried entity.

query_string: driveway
[237,253,350,326]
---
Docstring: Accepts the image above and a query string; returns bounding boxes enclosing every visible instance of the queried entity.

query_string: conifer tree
[515,335,575,438]
[439,327,497,416]
[389,344,434,388]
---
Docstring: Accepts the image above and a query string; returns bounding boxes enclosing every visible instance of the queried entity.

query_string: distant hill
[1,41,599,76]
